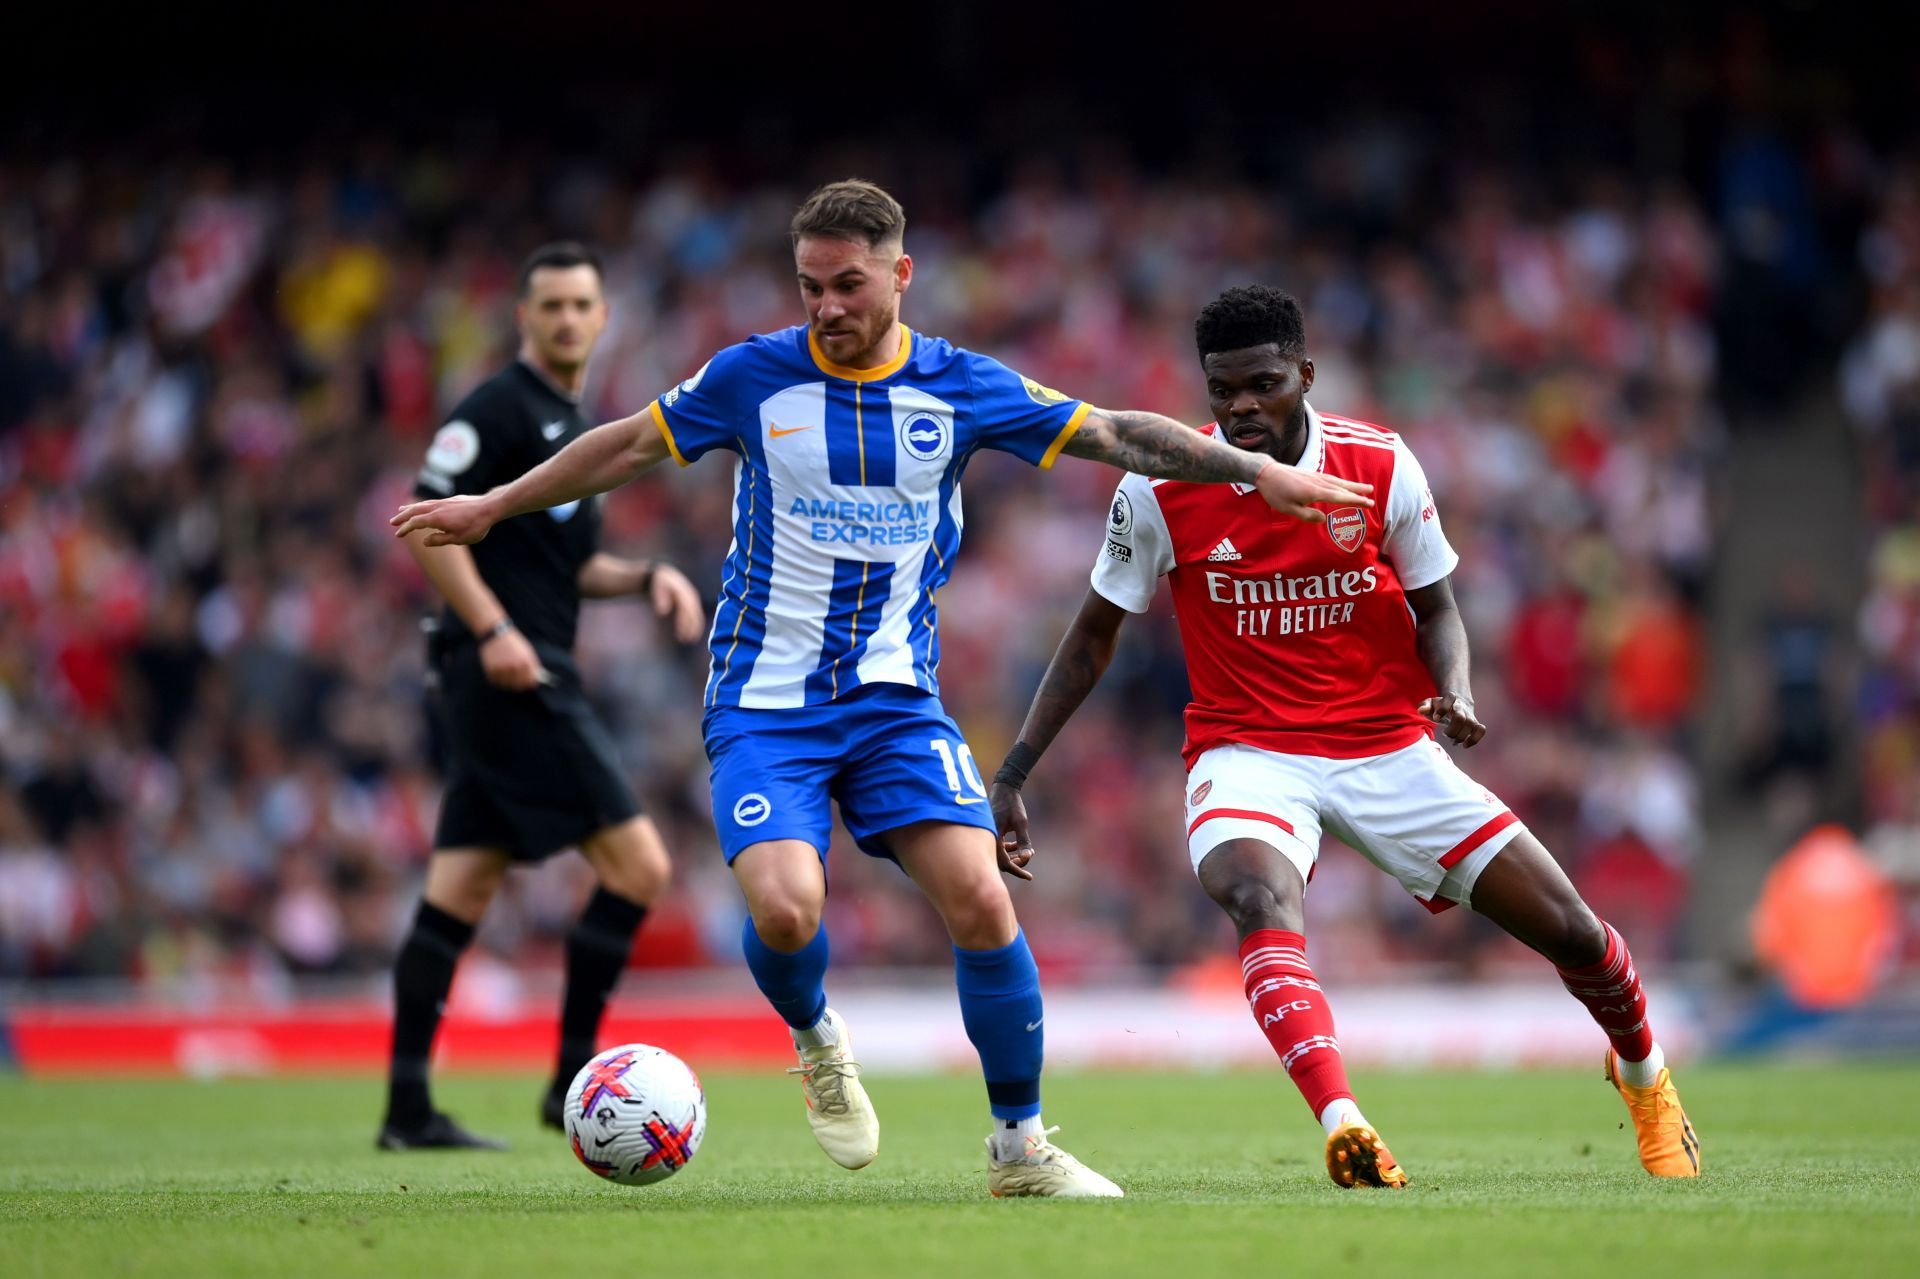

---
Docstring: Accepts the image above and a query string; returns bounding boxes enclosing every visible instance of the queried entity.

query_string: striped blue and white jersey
[645,323,1088,710]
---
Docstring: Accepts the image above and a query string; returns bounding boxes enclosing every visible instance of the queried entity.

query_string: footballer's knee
[1541,898,1608,969]
[936,875,1018,950]
[581,817,671,905]
[423,848,509,924]
[1505,876,1607,968]
[748,893,823,953]
[733,840,826,951]
[1217,874,1304,937]
[1473,835,1606,967]
[1199,840,1306,937]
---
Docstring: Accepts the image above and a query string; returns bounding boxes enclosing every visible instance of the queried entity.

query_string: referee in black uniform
[378,242,705,1150]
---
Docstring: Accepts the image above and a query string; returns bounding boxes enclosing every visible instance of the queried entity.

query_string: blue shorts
[703,683,997,863]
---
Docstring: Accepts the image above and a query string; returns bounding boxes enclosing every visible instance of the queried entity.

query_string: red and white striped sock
[1555,920,1662,1083]
[1239,929,1362,1134]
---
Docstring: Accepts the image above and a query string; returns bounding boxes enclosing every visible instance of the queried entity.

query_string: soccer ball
[562,1043,707,1185]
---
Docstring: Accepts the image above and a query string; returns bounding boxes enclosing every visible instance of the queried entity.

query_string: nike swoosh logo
[953,795,984,806]
[769,424,816,438]
[1025,1020,1043,1032]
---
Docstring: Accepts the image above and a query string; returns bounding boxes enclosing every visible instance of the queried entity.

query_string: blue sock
[953,929,1044,1121]
[740,915,829,1030]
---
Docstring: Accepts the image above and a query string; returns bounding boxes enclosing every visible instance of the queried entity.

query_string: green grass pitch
[3,1063,1917,1277]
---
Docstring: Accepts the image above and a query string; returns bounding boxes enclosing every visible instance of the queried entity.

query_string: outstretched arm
[392,407,675,546]
[989,588,1132,880]
[1407,576,1485,747]
[1063,407,1373,522]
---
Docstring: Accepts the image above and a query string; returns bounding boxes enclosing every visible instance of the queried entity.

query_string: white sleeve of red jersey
[1382,437,1459,591]
[1088,473,1173,613]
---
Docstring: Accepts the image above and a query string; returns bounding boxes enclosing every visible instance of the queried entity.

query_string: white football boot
[787,1008,879,1169]
[986,1126,1125,1198]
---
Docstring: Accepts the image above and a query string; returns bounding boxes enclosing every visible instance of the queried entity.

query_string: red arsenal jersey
[1090,405,1458,764]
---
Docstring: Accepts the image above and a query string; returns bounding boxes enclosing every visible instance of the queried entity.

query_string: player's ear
[1298,357,1314,393]
[894,252,913,294]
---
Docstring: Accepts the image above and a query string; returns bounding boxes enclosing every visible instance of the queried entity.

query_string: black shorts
[430,645,642,861]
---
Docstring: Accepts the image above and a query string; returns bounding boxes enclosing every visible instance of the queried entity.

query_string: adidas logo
[1207,537,1243,562]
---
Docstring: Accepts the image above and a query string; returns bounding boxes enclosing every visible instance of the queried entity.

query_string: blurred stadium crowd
[1844,164,1920,891]
[0,97,1905,989]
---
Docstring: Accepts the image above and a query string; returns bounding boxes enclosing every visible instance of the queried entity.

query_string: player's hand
[1419,692,1487,747]
[1254,461,1373,525]
[990,781,1036,881]
[647,563,707,644]
[481,627,547,691]
[391,494,501,546]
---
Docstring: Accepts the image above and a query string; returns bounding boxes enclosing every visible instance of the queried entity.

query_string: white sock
[1318,1098,1368,1136]
[1615,1041,1665,1088]
[791,1009,838,1051]
[991,1115,1046,1161]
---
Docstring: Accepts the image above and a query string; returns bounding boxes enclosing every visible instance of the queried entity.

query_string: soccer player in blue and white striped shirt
[394,180,1369,1198]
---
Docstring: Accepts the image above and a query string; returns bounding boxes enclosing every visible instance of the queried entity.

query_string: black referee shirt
[413,360,602,655]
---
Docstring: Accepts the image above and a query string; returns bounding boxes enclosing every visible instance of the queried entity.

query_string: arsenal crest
[1188,780,1213,806]
[1327,507,1366,553]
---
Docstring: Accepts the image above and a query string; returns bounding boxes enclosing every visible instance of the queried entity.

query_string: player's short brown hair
[790,180,906,250]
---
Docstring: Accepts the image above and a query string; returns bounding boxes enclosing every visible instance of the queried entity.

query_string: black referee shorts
[430,645,642,861]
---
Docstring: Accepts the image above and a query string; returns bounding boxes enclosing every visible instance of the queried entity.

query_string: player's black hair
[791,179,907,250]
[517,241,604,296]
[1194,285,1307,364]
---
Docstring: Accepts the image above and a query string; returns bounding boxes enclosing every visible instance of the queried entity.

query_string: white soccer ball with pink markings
[563,1043,707,1185]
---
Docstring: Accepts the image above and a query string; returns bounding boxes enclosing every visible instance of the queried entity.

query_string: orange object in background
[1751,824,1901,1009]
[1605,589,1702,732]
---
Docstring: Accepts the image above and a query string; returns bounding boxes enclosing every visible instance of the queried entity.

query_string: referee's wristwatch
[479,617,517,644]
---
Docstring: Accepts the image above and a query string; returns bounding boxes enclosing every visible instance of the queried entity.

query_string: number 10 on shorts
[930,738,988,800]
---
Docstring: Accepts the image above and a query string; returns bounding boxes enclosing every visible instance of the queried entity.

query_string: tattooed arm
[1063,408,1373,522]
[989,589,1132,879]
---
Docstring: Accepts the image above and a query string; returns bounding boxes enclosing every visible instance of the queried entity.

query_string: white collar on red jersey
[1229,402,1324,494]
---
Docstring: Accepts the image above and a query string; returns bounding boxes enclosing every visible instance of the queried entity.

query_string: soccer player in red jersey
[990,286,1700,1187]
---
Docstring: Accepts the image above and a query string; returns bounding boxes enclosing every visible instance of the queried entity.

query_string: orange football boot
[1325,1121,1410,1189]
[1606,1049,1701,1177]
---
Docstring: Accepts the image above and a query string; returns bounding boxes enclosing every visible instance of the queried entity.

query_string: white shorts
[1182,737,1527,912]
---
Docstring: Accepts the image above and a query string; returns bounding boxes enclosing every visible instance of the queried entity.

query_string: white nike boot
[788,1008,880,1170]
[986,1126,1125,1198]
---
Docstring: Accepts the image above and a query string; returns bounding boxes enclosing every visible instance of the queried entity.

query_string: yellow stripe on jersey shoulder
[647,399,691,467]
[1038,402,1092,470]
